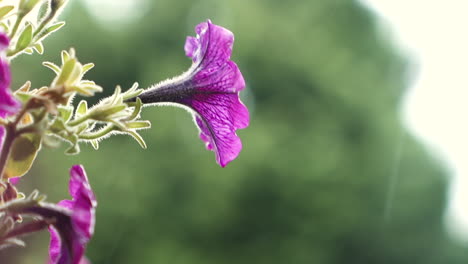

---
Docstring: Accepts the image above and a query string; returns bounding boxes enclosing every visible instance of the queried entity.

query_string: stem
[2,220,49,240]
[33,15,53,38]
[0,125,15,180]
[67,113,90,127]
[79,124,115,140]
[8,13,25,40]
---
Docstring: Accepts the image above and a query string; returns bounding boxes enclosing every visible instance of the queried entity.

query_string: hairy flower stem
[67,113,90,127]
[79,124,114,140]
[2,220,50,240]
[8,14,25,40]
[0,125,16,180]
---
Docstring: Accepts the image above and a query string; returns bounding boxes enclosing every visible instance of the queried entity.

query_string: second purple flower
[133,20,249,167]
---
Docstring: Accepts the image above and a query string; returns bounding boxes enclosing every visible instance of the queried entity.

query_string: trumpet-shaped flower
[47,165,96,264]
[135,20,249,167]
[23,165,96,264]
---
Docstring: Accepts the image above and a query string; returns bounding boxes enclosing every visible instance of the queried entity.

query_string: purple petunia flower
[0,33,20,119]
[21,165,96,264]
[45,165,96,264]
[134,20,249,167]
[0,33,20,156]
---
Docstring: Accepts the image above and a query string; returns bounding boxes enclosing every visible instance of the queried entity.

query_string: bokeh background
[3,0,468,263]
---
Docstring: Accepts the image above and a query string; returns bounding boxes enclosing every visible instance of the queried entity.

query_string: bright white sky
[83,0,148,28]
[360,0,468,241]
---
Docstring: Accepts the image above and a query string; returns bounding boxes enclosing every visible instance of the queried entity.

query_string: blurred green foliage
[3,0,468,263]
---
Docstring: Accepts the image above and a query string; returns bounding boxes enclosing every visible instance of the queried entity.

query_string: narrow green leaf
[90,140,99,150]
[127,131,147,149]
[61,50,69,65]
[42,61,61,74]
[0,6,14,20]
[47,22,66,33]
[58,105,73,122]
[126,120,151,129]
[125,97,142,121]
[55,57,76,85]
[33,42,44,54]
[23,47,34,54]
[16,23,33,51]
[35,22,65,42]
[65,143,80,155]
[76,100,88,116]
[82,63,94,75]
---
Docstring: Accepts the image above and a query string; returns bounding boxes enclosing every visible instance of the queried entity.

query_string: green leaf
[55,57,77,85]
[90,105,126,121]
[16,23,33,51]
[35,22,65,42]
[90,140,99,150]
[65,143,80,155]
[58,105,73,122]
[82,63,94,75]
[60,49,70,65]
[126,120,151,129]
[76,100,88,116]
[42,61,61,74]
[0,6,14,20]
[23,47,34,54]
[4,133,42,178]
[125,97,142,121]
[127,131,147,149]
[33,42,44,54]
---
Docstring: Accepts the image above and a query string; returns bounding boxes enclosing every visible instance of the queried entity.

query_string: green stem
[33,14,53,39]
[67,113,90,127]
[8,13,24,40]
[79,124,115,140]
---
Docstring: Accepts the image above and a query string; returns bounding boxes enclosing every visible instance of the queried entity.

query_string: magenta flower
[22,165,96,264]
[134,20,249,167]
[0,33,20,153]
[47,165,97,264]
[0,33,20,119]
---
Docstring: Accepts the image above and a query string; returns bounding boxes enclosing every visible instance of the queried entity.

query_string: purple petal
[187,20,234,73]
[193,61,245,93]
[68,165,94,203]
[48,165,96,264]
[188,93,249,167]
[9,176,21,185]
[0,33,20,118]
[137,20,249,167]
[0,33,9,51]
[0,126,3,153]
[184,36,198,58]
[48,226,63,264]
[0,59,20,118]
[184,21,249,166]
